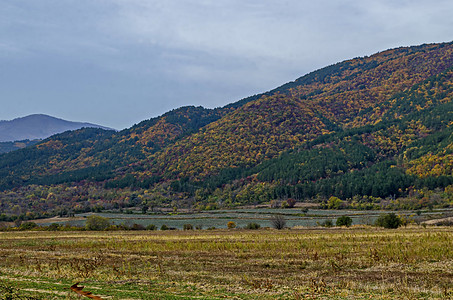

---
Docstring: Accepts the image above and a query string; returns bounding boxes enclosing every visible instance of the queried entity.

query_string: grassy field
[1,226,453,299]
[36,207,453,229]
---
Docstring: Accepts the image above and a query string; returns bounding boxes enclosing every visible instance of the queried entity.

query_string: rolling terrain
[1,42,453,217]
[0,114,113,153]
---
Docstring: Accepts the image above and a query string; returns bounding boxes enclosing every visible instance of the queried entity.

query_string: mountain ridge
[1,41,453,217]
[0,114,114,143]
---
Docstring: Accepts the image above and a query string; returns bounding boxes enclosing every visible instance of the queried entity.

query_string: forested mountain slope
[1,42,453,216]
[0,106,225,189]
[0,139,40,154]
[143,43,453,181]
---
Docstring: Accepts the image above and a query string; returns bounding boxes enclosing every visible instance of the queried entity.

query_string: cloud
[1,0,452,128]
[101,0,453,80]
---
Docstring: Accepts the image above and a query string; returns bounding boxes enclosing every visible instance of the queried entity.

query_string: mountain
[1,41,453,218]
[0,114,113,143]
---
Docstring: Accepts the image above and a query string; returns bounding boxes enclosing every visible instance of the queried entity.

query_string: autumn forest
[2,42,453,221]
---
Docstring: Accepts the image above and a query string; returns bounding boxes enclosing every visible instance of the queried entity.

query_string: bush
[47,223,61,231]
[195,224,203,230]
[286,198,297,208]
[19,222,38,231]
[322,220,333,227]
[328,196,343,209]
[375,213,402,229]
[245,222,261,230]
[336,216,352,227]
[146,224,157,230]
[227,221,236,229]
[183,224,193,230]
[131,223,145,230]
[435,219,453,226]
[85,215,110,231]
[160,224,169,230]
[271,215,286,230]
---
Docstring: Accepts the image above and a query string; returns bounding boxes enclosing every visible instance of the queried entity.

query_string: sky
[1,1,453,130]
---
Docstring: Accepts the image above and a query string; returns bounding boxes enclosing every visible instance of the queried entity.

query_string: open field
[1,227,453,299]
[33,207,453,229]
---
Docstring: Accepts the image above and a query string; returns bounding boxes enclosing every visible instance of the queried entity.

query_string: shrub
[245,222,261,230]
[195,224,203,230]
[328,196,343,209]
[375,213,402,229]
[47,223,61,231]
[19,222,38,231]
[286,198,297,208]
[183,224,193,230]
[131,223,145,230]
[322,220,333,227]
[271,215,286,230]
[336,216,352,227]
[160,224,169,230]
[146,224,157,230]
[85,215,110,231]
[227,221,236,229]
[436,219,453,226]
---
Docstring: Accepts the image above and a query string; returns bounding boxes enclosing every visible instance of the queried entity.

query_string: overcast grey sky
[1,0,452,129]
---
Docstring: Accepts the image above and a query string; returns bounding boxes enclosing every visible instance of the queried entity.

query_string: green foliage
[18,222,38,231]
[256,141,376,185]
[85,215,110,231]
[146,224,157,230]
[160,224,169,231]
[375,213,402,229]
[245,222,261,230]
[336,216,352,227]
[47,223,61,231]
[183,224,193,230]
[327,197,343,209]
[0,280,41,300]
[321,220,334,227]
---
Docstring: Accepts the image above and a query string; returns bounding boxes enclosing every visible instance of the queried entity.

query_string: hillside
[1,42,453,217]
[149,43,453,181]
[0,139,40,154]
[0,114,113,143]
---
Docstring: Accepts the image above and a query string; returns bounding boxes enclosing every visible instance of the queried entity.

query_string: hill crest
[2,42,453,216]
[0,114,113,142]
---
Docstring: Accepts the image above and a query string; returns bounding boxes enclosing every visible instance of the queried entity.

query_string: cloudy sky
[1,0,452,129]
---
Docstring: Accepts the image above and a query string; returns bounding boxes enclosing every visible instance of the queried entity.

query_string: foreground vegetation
[1,226,453,299]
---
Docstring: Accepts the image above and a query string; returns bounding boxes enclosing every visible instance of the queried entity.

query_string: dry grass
[1,226,453,299]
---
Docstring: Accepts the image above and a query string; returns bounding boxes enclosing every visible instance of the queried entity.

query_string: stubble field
[1,226,453,299]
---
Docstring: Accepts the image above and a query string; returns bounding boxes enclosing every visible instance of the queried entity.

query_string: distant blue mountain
[0,114,113,142]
